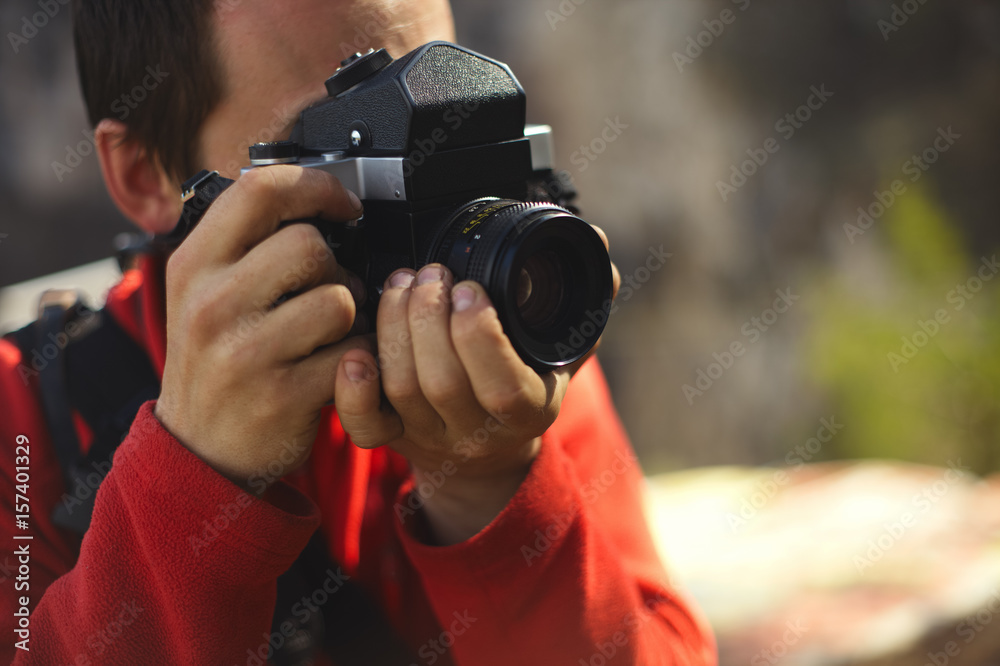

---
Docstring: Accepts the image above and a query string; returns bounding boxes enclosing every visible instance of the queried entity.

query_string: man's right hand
[154,166,368,492]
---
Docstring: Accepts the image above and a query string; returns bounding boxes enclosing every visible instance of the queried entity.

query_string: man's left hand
[334,229,620,545]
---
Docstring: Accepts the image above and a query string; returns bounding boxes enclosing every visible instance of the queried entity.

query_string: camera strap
[153,169,236,248]
[5,291,419,666]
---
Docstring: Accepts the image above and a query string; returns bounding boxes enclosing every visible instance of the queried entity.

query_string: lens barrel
[427,198,613,371]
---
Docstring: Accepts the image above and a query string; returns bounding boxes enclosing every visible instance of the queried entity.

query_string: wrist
[410,437,541,545]
[153,400,268,495]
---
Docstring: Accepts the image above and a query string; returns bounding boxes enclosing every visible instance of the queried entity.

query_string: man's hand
[154,166,369,492]
[334,234,620,545]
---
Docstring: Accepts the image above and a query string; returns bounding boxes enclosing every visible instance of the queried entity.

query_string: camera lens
[427,198,613,371]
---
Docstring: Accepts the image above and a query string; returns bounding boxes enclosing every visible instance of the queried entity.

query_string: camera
[173,42,613,371]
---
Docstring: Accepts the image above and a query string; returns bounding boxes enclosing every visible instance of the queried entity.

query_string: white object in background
[0,258,122,333]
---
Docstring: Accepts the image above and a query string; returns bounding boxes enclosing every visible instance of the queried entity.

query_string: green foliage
[803,188,1000,473]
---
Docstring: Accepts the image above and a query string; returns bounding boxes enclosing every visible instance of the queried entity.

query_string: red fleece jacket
[0,256,715,665]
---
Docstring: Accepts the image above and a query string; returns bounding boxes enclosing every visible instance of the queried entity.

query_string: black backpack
[5,287,419,666]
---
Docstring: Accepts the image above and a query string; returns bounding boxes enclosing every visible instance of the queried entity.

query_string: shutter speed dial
[325,48,392,97]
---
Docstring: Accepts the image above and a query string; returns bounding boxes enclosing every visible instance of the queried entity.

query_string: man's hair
[72,0,222,182]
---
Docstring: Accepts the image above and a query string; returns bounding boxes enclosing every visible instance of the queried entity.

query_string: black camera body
[221,42,611,370]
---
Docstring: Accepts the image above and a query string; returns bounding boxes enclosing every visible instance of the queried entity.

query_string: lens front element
[429,198,613,371]
[516,250,567,332]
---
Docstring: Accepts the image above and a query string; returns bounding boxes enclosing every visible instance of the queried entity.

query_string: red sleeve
[393,358,716,665]
[0,336,320,664]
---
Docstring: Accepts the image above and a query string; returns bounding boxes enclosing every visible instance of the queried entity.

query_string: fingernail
[389,271,415,289]
[453,285,476,312]
[416,265,444,286]
[345,360,370,382]
[347,189,363,211]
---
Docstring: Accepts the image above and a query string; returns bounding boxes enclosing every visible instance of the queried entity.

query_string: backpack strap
[6,290,159,533]
[19,292,85,486]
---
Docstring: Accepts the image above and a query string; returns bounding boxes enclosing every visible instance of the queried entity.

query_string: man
[0,0,715,663]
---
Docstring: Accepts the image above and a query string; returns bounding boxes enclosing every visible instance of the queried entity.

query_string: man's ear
[95,119,182,235]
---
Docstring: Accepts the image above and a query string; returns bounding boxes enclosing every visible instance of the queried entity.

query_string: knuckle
[165,244,195,292]
[318,170,347,201]
[221,331,260,369]
[165,244,187,275]
[382,373,420,406]
[480,383,531,418]
[315,238,335,265]
[238,167,287,221]
[277,226,329,287]
[342,427,374,447]
[238,166,280,199]
[422,374,467,407]
[319,285,356,328]
[323,281,354,308]
[183,288,228,335]
[287,223,324,258]
[337,411,388,448]
[452,307,505,345]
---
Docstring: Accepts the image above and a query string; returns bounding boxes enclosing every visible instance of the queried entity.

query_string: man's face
[197,0,456,180]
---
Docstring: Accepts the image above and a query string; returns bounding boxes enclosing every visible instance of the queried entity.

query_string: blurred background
[2,0,1000,663]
